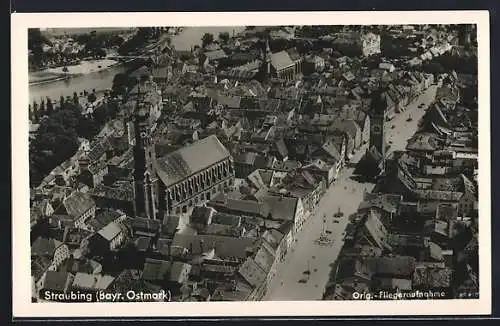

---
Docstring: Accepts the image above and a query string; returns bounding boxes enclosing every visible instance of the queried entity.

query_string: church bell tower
[133,95,159,219]
[259,35,272,81]
[369,89,388,158]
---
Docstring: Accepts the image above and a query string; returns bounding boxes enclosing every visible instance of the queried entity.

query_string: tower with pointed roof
[265,37,272,75]
[369,89,388,158]
[133,89,159,219]
[259,35,272,81]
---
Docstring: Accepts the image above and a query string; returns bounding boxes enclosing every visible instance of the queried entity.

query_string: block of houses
[302,159,339,185]
[330,119,362,151]
[345,209,392,251]
[234,151,276,178]
[71,272,115,293]
[260,194,305,235]
[52,191,96,230]
[142,259,192,292]
[37,271,74,301]
[369,256,417,292]
[273,170,326,214]
[88,221,129,254]
[412,265,453,296]
[31,236,71,292]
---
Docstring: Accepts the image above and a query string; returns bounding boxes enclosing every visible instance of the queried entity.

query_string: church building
[132,100,235,219]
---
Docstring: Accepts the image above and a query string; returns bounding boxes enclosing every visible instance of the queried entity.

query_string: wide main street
[263,84,438,301]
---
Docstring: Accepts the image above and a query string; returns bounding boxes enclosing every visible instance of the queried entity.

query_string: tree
[39,99,46,117]
[28,104,33,121]
[88,93,97,103]
[33,101,39,123]
[95,48,107,58]
[28,28,49,50]
[423,62,445,75]
[46,97,54,115]
[112,73,130,95]
[218,32,230,44]
[59,96,65,108]
[73,92,79,105]
[201,33,214,48]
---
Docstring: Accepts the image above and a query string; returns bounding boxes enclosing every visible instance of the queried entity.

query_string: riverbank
[29,59,120,85]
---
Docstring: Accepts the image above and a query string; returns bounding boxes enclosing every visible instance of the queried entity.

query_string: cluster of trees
[29,90,101,123]
[295,25,343,39]
[218,32,230,44]
[416,53,478,76]
[201,33,214,48]
[28,29,52,69]
[201,31,236,48]
[433,53,478,74]
[75,30,124,56]
[29,29,124,71]
[29,98,100,187]
[118,27,161,56]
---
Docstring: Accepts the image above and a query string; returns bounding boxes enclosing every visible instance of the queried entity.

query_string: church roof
[156,135,231,187]
[270,51,294,71]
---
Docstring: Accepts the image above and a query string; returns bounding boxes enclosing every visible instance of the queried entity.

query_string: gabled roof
[370,256,417,278]
[190,206,215,225]
[97,222,125,241]
[87,138,112,161]
[336,258,374,282]
[261,229,284,250]
[32,236,63,257]
[413,266,453,288]
[238,257,266,287]
[31,256,53,280]
[203,49,227,61]
[156,135,231,187]
[320,139,342,162]
[286,47,301,61]
[259,195,298,221]
[170,262,192,283]
[60,191,95,219]
[270,51,294,71]
[217,95,241,109]
[274,139,289,158]
[331,119,361,139]
[72,273,115,290]
[42,271,72,292]
[172,234,256,259]
[363,210,390,250]
[253,242,275,272]
[142,259,171,282]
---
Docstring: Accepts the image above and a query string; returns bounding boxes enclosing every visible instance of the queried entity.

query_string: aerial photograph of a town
[28,24,479,303]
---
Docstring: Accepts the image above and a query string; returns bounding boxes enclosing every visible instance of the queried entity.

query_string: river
[170,26,245,51]
[29,26,246,104]
[29,65,128,103]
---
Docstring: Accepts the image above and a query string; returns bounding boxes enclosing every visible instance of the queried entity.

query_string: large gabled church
[132,100,235,220]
